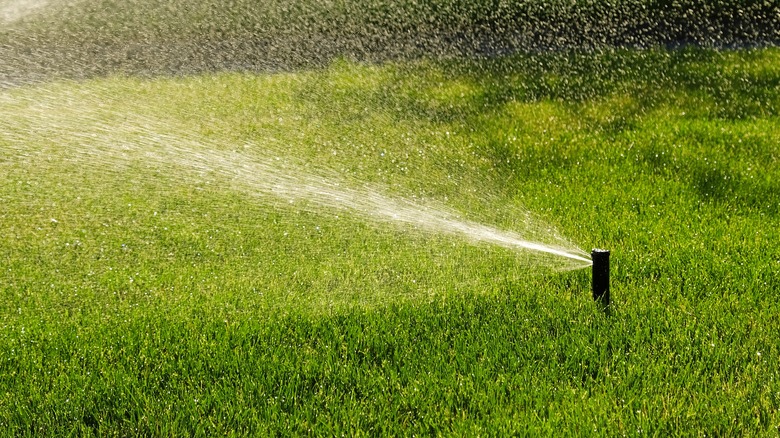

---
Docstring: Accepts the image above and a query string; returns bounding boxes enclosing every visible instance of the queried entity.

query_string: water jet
[591,249,610,307]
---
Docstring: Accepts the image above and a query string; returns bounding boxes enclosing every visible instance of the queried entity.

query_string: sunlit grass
[1,48,779,435]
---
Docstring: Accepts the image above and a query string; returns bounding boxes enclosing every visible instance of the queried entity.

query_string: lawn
[1,18,779,437]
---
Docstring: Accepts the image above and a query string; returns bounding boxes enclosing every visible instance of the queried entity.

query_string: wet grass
[1,47,780,435]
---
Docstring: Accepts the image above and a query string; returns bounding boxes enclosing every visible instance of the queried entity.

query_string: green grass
[1,47,780,435]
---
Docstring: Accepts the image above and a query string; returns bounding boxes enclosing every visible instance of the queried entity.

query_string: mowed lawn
[1,48,779,435]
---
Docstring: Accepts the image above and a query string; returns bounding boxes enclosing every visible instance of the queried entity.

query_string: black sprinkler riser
[591,249,610,307]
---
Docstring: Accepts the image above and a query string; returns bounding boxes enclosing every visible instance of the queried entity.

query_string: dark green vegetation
[2,46,779,436]
[1,0,778,84]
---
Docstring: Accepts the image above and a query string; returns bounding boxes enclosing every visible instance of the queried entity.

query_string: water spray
[591,249,610,308]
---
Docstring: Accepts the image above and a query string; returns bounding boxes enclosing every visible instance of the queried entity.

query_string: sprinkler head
[591,249,610,308]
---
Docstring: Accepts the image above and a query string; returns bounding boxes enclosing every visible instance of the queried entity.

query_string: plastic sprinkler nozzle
[591,249,610,308]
